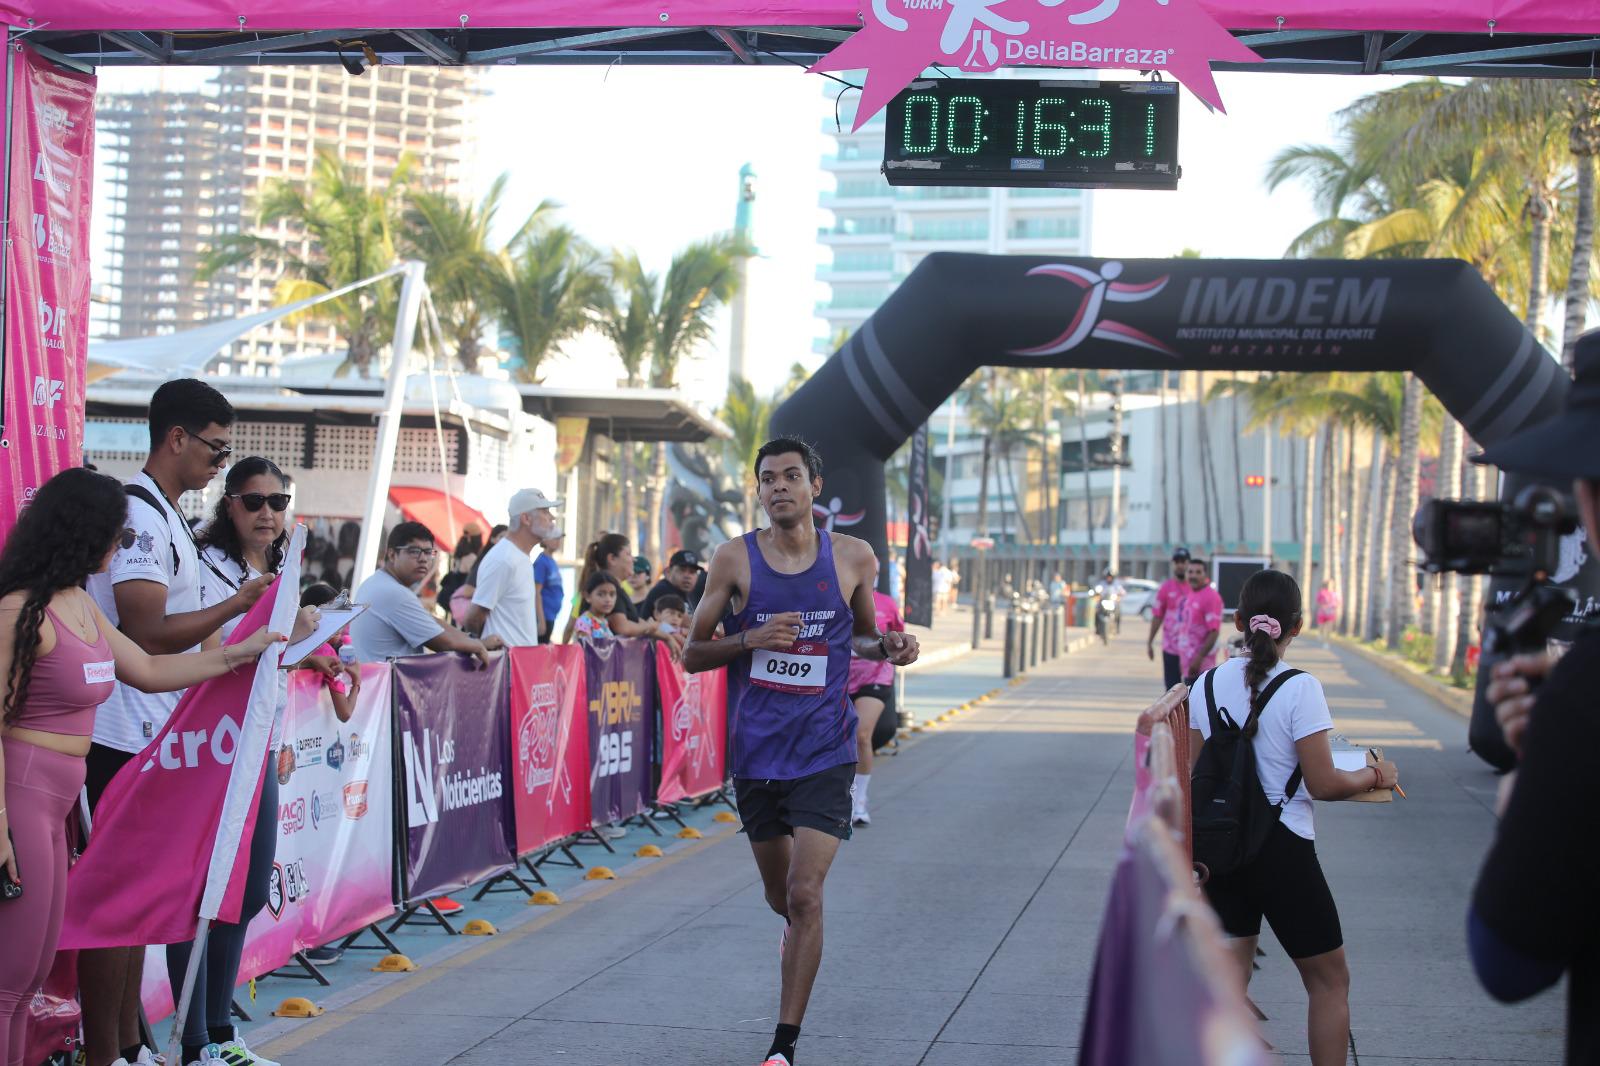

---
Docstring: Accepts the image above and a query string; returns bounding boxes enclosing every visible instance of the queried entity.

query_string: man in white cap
[466,488,561,648]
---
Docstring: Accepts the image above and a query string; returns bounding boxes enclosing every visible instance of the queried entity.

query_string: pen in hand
[1368,747,1406,799]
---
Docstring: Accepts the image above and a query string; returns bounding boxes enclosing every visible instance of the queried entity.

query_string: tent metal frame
[23,25,1600,79]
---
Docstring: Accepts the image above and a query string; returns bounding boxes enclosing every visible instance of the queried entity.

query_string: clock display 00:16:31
[898,93,1160,160]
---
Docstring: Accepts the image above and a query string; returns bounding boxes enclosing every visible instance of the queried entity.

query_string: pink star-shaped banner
[812,0,1261,131]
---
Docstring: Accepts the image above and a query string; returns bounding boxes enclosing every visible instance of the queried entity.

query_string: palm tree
[640,235,747,558]
[1386,374,1425,648]
[488,223,608,385]
[720,378,775,529]
[1431,416,1464,673]
[200,147,413,377]
[595,251,660,538]
[402,176,553,372]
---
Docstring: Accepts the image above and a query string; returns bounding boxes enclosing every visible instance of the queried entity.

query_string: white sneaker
[210,1039,282,1066]
[135,1050,168,1066]
[599,824,627,840]
[852,807,871,827]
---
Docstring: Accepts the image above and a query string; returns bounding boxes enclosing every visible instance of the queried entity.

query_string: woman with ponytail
[0,469,283,1066]
[1186,567,1400,1066]
[561,533,671,644]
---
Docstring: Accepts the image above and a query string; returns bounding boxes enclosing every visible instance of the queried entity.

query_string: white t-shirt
[471,537,539,648]
[196,545,285,748]
[1188,656,1333,841]
[350,568,445,660]
[87,471,203,753]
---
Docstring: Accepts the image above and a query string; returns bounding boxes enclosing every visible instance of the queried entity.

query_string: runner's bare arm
[115,575,273,654]
[684,540,799,672]
[839,535,919,666]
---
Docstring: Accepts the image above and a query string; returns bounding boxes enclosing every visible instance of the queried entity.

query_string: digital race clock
[882,79,1180,190]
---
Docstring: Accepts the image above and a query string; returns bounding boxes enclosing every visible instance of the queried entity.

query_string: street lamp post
[1108,375,1123,575]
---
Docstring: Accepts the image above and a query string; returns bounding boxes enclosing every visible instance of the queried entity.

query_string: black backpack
[1190,665,1304,879]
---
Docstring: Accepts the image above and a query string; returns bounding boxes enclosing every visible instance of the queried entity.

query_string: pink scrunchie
[1249,614,1282,640]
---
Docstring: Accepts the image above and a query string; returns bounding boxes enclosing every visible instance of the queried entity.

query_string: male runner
[1146,546,1192,689]
[685,437,919,1066]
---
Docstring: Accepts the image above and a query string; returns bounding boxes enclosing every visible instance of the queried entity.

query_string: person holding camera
[1469,337,1600,1065]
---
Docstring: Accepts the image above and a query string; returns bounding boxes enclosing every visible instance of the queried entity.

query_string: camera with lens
[1413,485,1578,656]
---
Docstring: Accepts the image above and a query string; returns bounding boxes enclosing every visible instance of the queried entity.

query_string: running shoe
[433,896,464,915]
[852,809,871,828]
[212,1038,282,1066]
[305,944,344,965]
[761,1056,792,1066]
[135,1048,167,1066]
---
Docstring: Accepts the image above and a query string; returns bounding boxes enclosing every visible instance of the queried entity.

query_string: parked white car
[1119,578,1161,619]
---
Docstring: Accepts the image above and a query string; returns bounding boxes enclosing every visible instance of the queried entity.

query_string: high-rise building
[95,65,474,373]
[816,93,1092,348]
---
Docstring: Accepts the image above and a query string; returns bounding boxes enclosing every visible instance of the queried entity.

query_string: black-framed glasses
[183,428,234,464]
[396,545,438,559]
[227,492,291,513]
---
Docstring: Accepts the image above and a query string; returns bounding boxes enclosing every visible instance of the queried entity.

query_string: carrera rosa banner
[0,43,93,541]
[814,0,1262,125]
[654,644,728,805]
[393,652,516,901]
[0,1,1590,37]
[508,645,591,855]
[585,638,656,826]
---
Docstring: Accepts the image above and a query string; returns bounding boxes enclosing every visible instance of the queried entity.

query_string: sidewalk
[246,633,1563,1065]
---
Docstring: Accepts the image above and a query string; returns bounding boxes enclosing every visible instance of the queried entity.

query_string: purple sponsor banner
[392,652,515,900]
[584,638,656,826]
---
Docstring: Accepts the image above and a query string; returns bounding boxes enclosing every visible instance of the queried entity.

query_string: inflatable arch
[772,254,1594,770]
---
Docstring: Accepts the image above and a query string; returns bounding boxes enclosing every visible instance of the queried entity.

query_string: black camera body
[1413,485,1579,657]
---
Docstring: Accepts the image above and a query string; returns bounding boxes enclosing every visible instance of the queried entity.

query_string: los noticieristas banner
[508,645,591,855]
[394,652,516,900]
[0,43,93,541]
[585,638,655,826]
[654,642,727,805]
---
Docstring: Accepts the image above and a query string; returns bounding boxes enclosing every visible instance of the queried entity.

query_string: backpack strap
[1201,666,1228,733]
[1247,668,1306,799]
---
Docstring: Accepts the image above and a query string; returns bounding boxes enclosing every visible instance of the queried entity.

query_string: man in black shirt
[1470,334,1600,1064]
[642,548,704,618]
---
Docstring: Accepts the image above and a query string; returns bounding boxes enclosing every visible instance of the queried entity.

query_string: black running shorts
[1162,652,1182,691]
[735,762,856,843]
[849,682,893,704]
[1202,822,1344,960]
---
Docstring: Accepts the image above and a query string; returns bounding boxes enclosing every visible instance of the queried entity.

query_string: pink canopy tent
[2,0,1597,34]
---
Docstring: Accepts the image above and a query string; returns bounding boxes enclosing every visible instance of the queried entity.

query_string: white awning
[87,264,407,379]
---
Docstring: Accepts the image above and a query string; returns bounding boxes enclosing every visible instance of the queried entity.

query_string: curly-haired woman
[0,468,283,1066]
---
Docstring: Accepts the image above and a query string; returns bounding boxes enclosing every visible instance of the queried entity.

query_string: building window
[828,214,894,237]
[906,217,988,241]
[832,178,889,199]
[1009,215,1080,240]
[829,251,892,272]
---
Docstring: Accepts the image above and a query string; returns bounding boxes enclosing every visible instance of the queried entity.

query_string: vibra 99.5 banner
[585,638,655,826]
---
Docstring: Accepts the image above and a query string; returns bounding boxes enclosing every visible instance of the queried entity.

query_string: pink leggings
[0,737,85,1066]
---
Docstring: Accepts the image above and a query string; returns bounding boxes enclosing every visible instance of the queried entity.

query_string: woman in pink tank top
[0,469,283,1066]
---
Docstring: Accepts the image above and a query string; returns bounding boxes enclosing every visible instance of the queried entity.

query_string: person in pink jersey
[1145,546,1192,690]
[844,557,904,827]
[1177,557,1224,686]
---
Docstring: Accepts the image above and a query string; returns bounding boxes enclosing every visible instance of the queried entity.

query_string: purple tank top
[729,530,857,779]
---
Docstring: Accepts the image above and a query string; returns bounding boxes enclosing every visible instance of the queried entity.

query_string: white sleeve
[1290,675,1335,741]
[105,498,173,588]
[470,549,506,610]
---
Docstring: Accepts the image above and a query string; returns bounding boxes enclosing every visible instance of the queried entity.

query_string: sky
[89,63,1409,408]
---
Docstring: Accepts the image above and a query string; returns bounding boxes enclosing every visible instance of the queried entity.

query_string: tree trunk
[1563,146,1596,373]
[618,442,635,544]
[1159,373,1171,544]
[1318,424,1338,629]
[1339,425,1360,635]
[643,443,664,559]
[1195,374,1216,546]
[1004,449,1034,544]
[1526,191,1552,344]
[1077,375,1094,549]
[1288,436,1300,542]
[1300,428,1317,599]
[1352,429,1381,638]
[1369,443,1395,642]
[1230,375,1246,542]
[1432,417,1464,674]
[1454,439,1490,676]
[1173,375,1187,543]
[1386,374,1424,650]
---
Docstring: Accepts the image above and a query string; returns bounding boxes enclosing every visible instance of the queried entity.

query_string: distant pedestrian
[467,489,561,648]
[533,531,565,644]
[1176,558,1223,687]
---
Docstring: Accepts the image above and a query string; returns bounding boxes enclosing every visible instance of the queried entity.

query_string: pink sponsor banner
[654,643,728,806]
[0,0,1583,36]
[508,645,591,856]
[236,665,396,985]
[0,43,92,542]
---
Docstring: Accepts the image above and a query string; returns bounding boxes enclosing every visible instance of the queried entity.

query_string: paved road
[249,633,1564,1065]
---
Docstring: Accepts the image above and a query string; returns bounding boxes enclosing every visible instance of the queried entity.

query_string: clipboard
[1348,745,1393,804]
[281,605,367,668]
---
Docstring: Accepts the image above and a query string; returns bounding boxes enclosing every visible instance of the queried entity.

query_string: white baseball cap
[508,488,562,519]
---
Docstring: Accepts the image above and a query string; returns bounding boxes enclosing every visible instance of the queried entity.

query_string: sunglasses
[183,428,234,464]
[227,492,291,513]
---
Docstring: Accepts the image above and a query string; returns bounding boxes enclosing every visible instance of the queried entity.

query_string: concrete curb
[1329,635,1474,719]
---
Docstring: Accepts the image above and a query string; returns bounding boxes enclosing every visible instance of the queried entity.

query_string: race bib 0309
[750,642,828,694]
